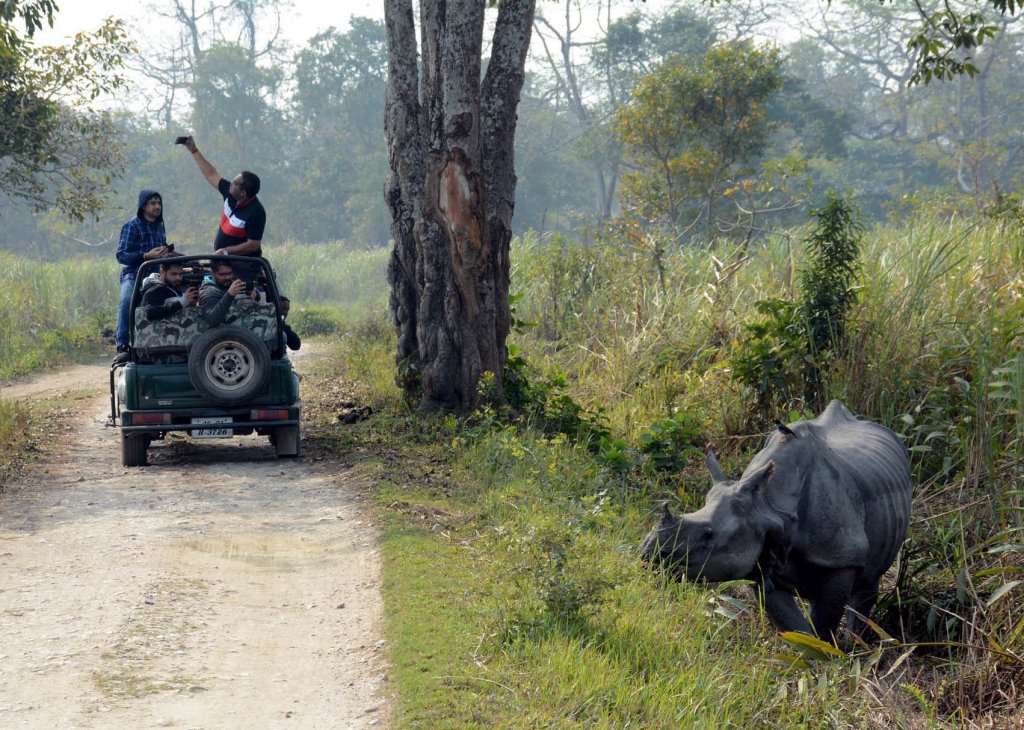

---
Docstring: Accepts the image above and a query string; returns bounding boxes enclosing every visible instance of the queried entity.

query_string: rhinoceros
[640,400,912,641]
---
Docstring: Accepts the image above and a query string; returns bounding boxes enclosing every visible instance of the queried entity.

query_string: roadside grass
[303,333,923,727]
[0,389,102,493]
[0,253,114,380]
[0,399,33,491]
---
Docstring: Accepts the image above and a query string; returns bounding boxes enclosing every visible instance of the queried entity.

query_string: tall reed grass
[0,243,389,381]
[488,211,1024,723]
[0,253,115,379]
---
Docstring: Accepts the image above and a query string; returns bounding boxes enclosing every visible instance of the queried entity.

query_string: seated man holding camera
[199,259,257,326]
[141,257,199,321]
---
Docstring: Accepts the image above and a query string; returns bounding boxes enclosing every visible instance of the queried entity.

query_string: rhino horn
[705,446,729,483]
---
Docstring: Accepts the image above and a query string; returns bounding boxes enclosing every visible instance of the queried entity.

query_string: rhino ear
[741,460,776,495]
[660,503,675,525]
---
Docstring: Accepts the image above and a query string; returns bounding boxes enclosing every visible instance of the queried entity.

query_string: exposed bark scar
[437,150,486,319]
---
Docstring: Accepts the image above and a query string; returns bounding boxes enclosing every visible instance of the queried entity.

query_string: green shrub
[637,409,703,473]
[287,304,345,336]
[731,194,863,421]
[498,346,609,447]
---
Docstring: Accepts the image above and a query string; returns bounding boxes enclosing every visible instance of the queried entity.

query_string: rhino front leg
[758,587,813,634]
[809,567,857,643]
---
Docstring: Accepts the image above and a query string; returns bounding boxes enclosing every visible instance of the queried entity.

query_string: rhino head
[640,449,795,582]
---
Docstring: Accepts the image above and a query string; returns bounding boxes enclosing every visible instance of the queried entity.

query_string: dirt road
[0,354,389,729]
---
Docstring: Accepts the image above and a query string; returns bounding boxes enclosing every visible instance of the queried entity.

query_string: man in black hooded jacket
[114,189,172,362]
[140,258,199,321]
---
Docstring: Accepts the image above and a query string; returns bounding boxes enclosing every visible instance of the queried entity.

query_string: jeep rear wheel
[187,326,271,405]
[121,432,150,467]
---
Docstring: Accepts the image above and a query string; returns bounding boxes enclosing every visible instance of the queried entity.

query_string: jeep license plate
[190,417,233,438]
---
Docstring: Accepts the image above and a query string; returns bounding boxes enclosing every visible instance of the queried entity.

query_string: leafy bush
[498,345,610,447]
[637,409,703,473]
[730,297,805,418]
[797,193,863,406]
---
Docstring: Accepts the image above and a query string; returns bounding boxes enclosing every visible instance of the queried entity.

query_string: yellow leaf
[778,631,845,660]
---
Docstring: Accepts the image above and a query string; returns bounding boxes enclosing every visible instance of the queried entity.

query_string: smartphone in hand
[174,136,188,145]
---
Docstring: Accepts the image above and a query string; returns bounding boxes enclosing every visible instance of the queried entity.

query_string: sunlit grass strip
[0,253,116,380]
[271,241,388,313]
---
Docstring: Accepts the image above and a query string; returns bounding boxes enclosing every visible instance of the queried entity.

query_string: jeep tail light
[251,409,289,420]
[131,412,171,425]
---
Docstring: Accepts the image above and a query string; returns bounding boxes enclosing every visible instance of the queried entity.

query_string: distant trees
[529,2,717,223]
[4,0,1022,259]
[288,19,389,244]
[0,1,133,219]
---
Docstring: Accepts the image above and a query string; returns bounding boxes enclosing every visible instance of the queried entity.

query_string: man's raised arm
[183,136,221,188]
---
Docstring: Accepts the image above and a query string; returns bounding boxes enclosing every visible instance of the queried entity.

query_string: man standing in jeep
[140,258,199,321]
[181,135,266,285]
[114,190,171,362]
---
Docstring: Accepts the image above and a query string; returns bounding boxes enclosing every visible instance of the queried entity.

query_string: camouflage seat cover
[133,298,279,356]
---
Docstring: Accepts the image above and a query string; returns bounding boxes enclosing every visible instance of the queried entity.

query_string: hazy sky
[33,1,684,48]
[34,1,385,48]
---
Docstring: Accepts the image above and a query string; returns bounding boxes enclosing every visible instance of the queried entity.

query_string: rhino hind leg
[844,578,881,640]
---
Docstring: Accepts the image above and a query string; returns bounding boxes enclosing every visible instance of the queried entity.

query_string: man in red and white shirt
[183,135,267,283]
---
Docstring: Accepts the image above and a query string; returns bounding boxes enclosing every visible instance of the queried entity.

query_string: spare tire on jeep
[187,325,271,405]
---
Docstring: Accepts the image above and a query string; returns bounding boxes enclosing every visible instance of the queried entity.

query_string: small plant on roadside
[496,346,610,447]
[498,497,614,631]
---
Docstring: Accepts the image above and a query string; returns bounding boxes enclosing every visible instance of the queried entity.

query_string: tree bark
[383,0,423,397]
[383,0,535,413]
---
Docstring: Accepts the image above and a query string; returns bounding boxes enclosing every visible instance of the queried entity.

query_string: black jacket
[282,322,300,351]
[140,273,187,321]
[198,279,236,326]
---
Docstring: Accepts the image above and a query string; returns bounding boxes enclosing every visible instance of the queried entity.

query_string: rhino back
[742,402,912,576]
[817,415,912,577]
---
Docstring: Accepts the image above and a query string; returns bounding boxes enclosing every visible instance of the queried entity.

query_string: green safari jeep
[109,255,301,467]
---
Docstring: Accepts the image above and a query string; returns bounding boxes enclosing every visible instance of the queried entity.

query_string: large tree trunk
[383,0,422,396]
[383,0,535,413]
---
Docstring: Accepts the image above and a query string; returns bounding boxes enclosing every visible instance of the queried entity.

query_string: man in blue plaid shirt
[114,190,172,362]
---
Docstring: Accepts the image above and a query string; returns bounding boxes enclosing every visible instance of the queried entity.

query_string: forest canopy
[0,0,1021,257]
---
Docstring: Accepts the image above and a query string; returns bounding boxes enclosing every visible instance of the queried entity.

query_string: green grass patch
[304,326,901,728]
